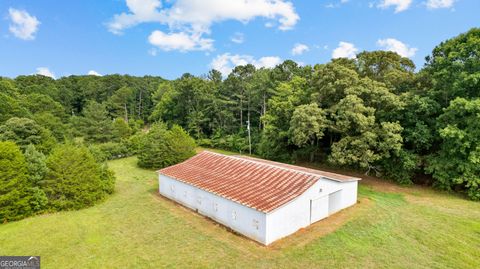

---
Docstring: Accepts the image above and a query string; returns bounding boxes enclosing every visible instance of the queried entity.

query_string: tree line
[1,28,479,208]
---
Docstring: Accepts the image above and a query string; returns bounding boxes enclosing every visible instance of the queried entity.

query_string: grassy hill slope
[1,156,479,268]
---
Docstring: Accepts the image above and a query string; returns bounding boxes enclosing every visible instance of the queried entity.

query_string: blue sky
[0,0,478,79]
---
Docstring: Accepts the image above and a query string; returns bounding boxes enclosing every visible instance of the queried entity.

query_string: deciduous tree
[427,98,480,200]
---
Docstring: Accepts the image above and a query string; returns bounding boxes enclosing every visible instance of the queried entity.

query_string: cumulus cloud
[35,67,55,79]
[108,0,163,35]
[231,32,245,44]
[148,30,213,52]
[8,8,40,40]
[211,53,282,75]
[332,42,358,59]
[377,0,412,13]
[88,70,102,76]
[255,56,283,68]
[291,43,309,55]
[377,38,417,58]
[426,0,455,9]
[108,0,299,51]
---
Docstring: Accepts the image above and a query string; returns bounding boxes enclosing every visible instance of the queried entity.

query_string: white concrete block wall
[159,175,268,244]
[339,181,358,209]
[265,192,311,245]
[265,178,358,244]
[159,174,358,245]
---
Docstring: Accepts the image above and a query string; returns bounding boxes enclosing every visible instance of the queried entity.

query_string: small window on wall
[170,185,175,192]
[232,210,237,220]
[319,187,323,193]
[197,197,202,205]
[213,203,218,212]
[252,219,259,230]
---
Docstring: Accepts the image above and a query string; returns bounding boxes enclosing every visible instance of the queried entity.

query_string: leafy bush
[87,144,109,163]
[196,138,213,148]
[124,132,147,155]
[211,132,249,153]
[98,163,115,195]
[138,123,196,169]
[89,142,130,161]
[29,187,48,213]
[43,144,115,210]
[128,119,144,134]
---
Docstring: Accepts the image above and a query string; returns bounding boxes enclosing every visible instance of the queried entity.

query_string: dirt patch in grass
[268,197,372,250]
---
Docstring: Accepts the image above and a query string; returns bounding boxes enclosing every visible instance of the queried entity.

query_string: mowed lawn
[1,156,479,268]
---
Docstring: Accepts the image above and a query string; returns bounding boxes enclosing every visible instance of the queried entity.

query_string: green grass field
[1,154,479,268]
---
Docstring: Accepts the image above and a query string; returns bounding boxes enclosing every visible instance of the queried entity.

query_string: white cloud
[377,0,412,13]
[377,38,418,58]
[88,70,102,76]
[108,0,163,35]
[211,53,282,75]
[264,22,275,28]
[325,0,349,8]
[255,56,283,68]
[108,0,299,51]
[332,42,358,59]
[291,43,309,55]
[35,67,55,79]
[8,8,40,40]
[426,0,455,9]
[231,32,245,44]
[148,30,213,52]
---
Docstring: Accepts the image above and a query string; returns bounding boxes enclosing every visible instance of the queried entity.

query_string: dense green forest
[1,28,479,222]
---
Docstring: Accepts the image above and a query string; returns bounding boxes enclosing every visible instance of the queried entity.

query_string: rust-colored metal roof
[158,151,360,213]
[234,155,361,182]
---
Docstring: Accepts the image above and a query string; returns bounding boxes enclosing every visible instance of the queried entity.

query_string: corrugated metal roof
[158,151,360,213]
[234,155,361,182]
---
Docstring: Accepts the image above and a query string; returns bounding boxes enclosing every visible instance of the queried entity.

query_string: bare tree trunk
[247,95,251,131]
[138,89,143,119]
[310,140,315,163]
[261,93,267,129]
[124,103,129,123]
[240,96,243,131]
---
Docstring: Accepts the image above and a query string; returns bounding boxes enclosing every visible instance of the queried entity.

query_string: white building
[158,151,360,245]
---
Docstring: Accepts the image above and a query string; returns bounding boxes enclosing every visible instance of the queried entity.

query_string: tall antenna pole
[246,120,252,155]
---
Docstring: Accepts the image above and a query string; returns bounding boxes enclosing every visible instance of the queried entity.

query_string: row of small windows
[169,184,259,230]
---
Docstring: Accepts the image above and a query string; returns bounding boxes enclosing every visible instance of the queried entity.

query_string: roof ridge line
[199,151,360,182]
[201,151,323,180]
